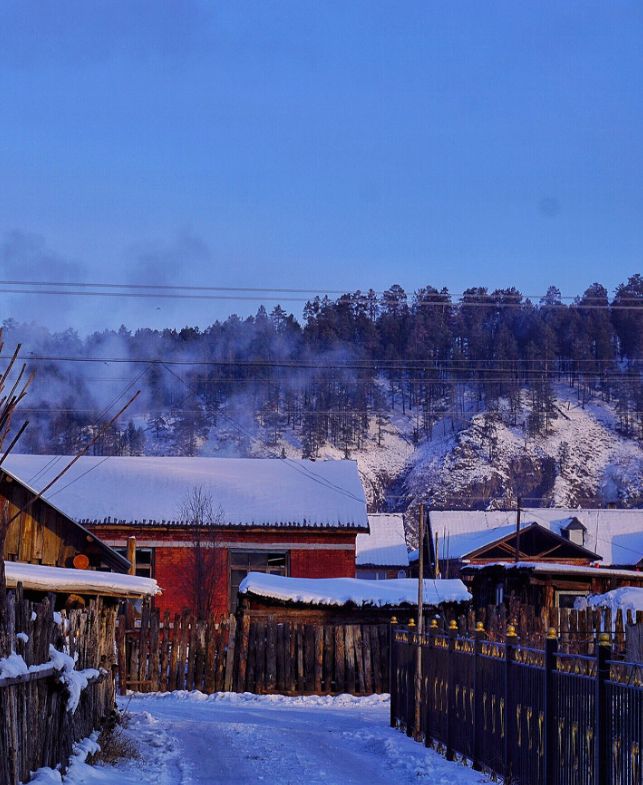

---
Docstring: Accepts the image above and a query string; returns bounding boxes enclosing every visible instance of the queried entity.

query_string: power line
[4,354,642,369]
[1,285,641,309]
[2,278,641,302]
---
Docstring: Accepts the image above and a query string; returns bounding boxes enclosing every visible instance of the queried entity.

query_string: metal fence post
[406,618,416,736]
[446,619,458,761]
[389,616,398,728]
[595,631,611,785]
[543,626,559,785]
[504,623,518,782]
[424,618,438,749]
[472,620,485,771]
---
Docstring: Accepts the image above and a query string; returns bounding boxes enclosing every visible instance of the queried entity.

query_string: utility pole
[414,502,425,739]
[514,496,522,562]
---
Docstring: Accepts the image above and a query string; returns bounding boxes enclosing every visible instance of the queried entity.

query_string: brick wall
[88,524,358,617]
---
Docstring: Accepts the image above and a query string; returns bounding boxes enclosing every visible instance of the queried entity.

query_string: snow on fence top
[356,514,409,567]
[408,509,643,566]
[239,572,471,607]
[585,587,643,615]
[4,561,160,598]
[3,455,369,530]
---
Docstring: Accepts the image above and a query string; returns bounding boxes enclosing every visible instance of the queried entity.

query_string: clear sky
[0,1,641,330]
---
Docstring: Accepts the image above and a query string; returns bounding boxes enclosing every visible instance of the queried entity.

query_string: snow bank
[239,573,471,606]
[4,561,160,598]
[127,689,389,708]
[586,587,643,616]
[26,731,100,784]
[356,514,409,567]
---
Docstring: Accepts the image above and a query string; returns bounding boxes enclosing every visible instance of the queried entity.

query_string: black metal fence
[390,621,642,785]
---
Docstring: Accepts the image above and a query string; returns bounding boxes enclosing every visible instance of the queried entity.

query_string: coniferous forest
[3,276,641,506]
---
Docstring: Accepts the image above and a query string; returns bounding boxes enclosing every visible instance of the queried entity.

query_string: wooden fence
[0,587,118,785]
[438,601,643,657]
[118,608,391,695]
[391,622,642,785]
[118,602,642,698]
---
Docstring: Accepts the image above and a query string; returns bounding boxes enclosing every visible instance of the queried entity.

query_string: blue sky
[0,1,641,330]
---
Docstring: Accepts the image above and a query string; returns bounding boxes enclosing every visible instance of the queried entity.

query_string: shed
[238,572,471,623]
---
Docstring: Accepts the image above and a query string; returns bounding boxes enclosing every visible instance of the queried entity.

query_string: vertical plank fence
[119,610,391,696]
[0,587,118,785]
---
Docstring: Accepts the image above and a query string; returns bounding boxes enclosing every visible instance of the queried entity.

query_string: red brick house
[4,455,368,617]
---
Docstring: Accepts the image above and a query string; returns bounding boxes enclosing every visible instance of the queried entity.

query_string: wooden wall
[1,475,103,568]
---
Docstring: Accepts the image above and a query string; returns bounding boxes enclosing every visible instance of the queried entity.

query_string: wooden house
[3,455,369,618]
[461,562,643,612]
[356,513,409,579]
[409,508,643,578]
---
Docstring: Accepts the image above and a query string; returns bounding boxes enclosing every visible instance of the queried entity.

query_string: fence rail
[390,621,642,785]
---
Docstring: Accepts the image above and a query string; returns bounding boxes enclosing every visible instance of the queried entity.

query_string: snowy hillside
[165,383,642,512]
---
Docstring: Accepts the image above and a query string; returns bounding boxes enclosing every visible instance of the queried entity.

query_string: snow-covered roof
[464,561,643,580]
[356,514,409,567]
[586,587,643,615]
[239,572,471,607]
[2,455,368,530]
[425,509,643,566]
[4,561,160,598]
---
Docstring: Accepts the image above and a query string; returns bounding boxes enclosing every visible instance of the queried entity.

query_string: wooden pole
[127,536,137,576]
[414,502,425,739]
[434,531,440,578]
[514,496,522,562]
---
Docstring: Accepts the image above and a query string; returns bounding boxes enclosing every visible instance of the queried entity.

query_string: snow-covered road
[31,692,488,785]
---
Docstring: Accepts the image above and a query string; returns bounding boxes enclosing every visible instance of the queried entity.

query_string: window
[229,550,288,612]
[495,582,505,605]
[115,547,154,579]
[555,590,587,609]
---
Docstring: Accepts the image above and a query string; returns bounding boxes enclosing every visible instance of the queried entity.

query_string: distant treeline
[4,275,642,456]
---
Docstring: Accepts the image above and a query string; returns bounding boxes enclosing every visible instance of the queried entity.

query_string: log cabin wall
[1,474,104,568]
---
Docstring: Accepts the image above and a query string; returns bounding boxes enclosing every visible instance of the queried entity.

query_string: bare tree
[0,335,34,655]
[178,486,222,620]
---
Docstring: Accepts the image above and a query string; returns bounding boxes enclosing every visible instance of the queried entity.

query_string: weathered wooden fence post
[445,618,458,761]
[503,623,518,782]
[543,626,558,785]
[472,620,485,771]
[595,631,611,785]
[389,615,398,728]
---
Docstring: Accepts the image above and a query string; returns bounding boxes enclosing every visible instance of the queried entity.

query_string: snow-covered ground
[29,693,488,785]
